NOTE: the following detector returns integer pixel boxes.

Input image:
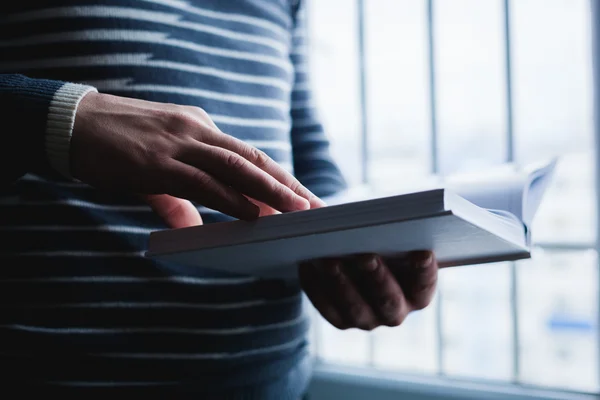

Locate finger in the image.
[196,130,326,208]
[348,254,411,327]
[176,142,310,212]
[298,262,347,330]
[389,251,438,311]
[142,194,203,229]
[246,197,281,217]
[315,259,378,331]
[160,159,260,221]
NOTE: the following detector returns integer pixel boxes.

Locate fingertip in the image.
[410,250,435,268]
[238,201,260,221]
[249,203,261,219]
[293,195,311,211]
[356,254,380,273]
[309,195,327,209]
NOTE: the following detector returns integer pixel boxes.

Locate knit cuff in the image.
[45,83,97,179]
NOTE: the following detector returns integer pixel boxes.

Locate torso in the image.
[0,1,309,396]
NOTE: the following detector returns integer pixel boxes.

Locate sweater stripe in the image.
[0,275,256,284]
[0,54,293,90]
[142,0,290,36]
[3,6,289,53]
[0,30,293,71]
[1,315,304,334]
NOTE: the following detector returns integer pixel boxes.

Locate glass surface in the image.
[530,152,596,244]
[316,315,371,366]
[518,250,599,392]
[364,0,432,187]
[512,0,593,164]
[307,0,363,186]
[434,0,508,175]
[439,263,514,380]
[372,295,438,374]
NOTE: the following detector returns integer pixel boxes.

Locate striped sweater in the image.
[0,0,346,398]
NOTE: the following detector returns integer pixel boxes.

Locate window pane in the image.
[307,0,362,186]
[530,153,596,244]
[518,249,599,392]
[316,315,371,366]
[512,0,593,163]
[372,295,438,374]
[440,263,514,380]
[511,0,595,244]
[364,0,432,188]
[435,0,508,174]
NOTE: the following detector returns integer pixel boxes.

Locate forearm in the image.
[0,74,96,184]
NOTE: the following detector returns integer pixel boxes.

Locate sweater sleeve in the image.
[289,2,348,199]
[0,74,96,184]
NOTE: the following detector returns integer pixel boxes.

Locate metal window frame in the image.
[308,0,600,397]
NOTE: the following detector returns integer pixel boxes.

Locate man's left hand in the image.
[299,251,438,330]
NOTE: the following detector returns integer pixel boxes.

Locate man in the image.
[0,0,438,398]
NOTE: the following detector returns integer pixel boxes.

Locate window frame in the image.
[309,363,598,400]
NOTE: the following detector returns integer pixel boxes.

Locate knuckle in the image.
[346,302,366,323]
[247,146,271,169]
[189,105,209,118]
[385,315,406,327]
[409,281,437,310]
[223,152,247,170]
[324,262,344,280]
[186,106,216,128]
[357,321,377,331]
[378,295,402,317]
[270,181,293,202]
[287,178,303,194]
[189,169,212,187]
[139,143,175,171]
[154,109,198,138]
[411,292,435,311]
[332,321,349,330]
[370,264,389,285]
[385,312,407,327]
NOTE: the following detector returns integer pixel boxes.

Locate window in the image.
[305,0,598,396]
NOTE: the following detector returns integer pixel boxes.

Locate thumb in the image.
[142,194,203,229]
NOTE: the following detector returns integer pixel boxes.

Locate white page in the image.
[522,158,558,227]
[448,175,525,221]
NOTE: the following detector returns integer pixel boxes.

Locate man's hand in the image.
[299,251,438,330]
[71,93,324,228]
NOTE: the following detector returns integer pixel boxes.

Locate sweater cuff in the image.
[45,83,97,179]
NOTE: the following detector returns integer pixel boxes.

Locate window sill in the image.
[308,362,597,400]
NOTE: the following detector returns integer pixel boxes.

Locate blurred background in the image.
[303,0,599,396]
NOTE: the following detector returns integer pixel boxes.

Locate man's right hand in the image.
[71,92,323,228]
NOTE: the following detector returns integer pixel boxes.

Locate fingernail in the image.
[359,255,380,272]
[323,261,342,277]
[310,195,327,208]
[294,196,311,211]
[244,203,261,220]
[411,251,434,268]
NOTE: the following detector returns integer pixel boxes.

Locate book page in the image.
[522,158,558,227]
[321,159,557,230]
[448,175,525,221]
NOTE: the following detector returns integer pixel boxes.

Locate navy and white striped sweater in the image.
[0,0,346,398]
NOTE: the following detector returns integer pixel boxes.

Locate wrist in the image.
[45,83,97,179]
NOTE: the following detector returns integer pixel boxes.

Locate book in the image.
[146,159,557,280]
